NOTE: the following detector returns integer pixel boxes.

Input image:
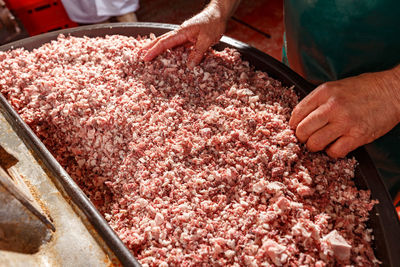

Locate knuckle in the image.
[313,109,328,122]
[291,106,306,124]
[349,123,370,139]
[324,99,336,113]
[291,105,300,116]
[306,140,317,152]
[327,148,345,158]
[327,142,350,158]
[295,126,307,143]
[321,81,340,92]
[326,150,338,158]
[318,83,331,92]
[339,108,352,123]
[317,82,336,96]
[328,96,343,110]
[307,136,324,152]
[329,101,352,124]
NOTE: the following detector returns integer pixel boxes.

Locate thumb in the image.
[187,34,213,68]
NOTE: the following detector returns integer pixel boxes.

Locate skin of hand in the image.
[289,65,400,158]
[142,0,240,68]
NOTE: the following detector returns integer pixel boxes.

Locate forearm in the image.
[378,64,400,123]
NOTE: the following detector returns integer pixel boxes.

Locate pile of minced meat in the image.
[0,35,380,266]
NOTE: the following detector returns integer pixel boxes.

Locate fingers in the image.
[289,84,329,128]
[295,104,330,143]
[326,136,361,158]
[187,34,213,68]
[142,30,189,61]
[294,102,344,153]
[141,32,165,51]
[305,123,343,152]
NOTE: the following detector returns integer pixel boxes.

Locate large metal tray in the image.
[0,23,399,266]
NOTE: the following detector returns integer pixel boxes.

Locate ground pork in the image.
[0,34,380,266]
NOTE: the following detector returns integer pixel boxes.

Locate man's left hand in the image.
[289,66,400,158]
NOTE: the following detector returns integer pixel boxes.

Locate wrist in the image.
[208,0,240,23]
[382,65,400,123]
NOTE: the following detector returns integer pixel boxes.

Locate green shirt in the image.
[284,0,400,84]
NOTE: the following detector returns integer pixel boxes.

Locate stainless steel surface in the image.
[0,177,51,254]
[0,145,55,232]
[0,109,115,266]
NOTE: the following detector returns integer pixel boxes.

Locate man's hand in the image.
[142,0,240,68]
[289,66,400,158]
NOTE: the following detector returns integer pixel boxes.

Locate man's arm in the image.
[142,0,241,67]
[290,65,400,158]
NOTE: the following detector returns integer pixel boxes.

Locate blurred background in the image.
[0,0,284,60]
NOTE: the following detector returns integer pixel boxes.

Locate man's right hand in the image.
[142,0,240,68]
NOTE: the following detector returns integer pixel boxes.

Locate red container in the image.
[4,0,78,36]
